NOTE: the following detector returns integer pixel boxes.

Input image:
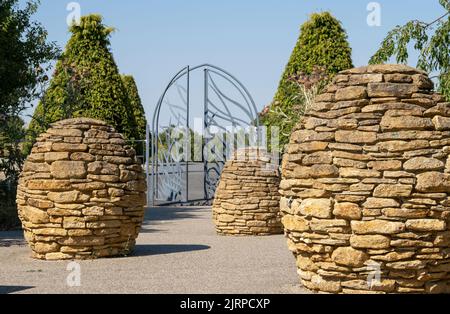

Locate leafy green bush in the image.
[29,14,138,142]
[261,12,353,149]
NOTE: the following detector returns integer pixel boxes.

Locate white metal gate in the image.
[149,64,260,206]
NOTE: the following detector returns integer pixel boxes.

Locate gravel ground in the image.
[0,206,309,294]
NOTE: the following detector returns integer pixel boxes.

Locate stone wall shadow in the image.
[132,244,210,257]
[0,230,25,247]
[139,206,210,234]
[145,206,208,221]
[0,286,34,294]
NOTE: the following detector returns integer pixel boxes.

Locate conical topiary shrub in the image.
[261,12,353,148]
[29,14,138,141]
[121,75,147,140]
[121,75,147,156]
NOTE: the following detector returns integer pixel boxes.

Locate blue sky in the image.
[21,0,447,125]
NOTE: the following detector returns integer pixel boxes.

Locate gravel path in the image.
[0,206,308,294]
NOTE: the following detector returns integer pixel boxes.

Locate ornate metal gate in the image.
[150,64,260,205]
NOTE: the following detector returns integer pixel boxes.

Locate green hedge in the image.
[262,12,353,149]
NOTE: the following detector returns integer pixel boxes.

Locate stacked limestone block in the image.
[17,118,146,260]
[213,148,282,235]
[280,64,450,294]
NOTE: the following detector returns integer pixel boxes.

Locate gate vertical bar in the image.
[151,119,156,206]
[185,66,190,203]
[203,68,209,200]
[145,123,151,207]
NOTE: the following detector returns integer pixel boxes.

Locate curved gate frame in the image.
[151,64,260,206]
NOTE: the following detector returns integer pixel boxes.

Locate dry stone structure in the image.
[213,148,282,235]
[17,118,146,260]
[280,64,450,294]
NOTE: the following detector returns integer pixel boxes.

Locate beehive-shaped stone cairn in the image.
[213,148,283,235]
[280,64,450,294]
[17,118,146,260]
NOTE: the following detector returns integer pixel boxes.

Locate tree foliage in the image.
[29,14,139,141]
[0,0,58,183]
[0,0,58,119]
[370,0,450,100]
[121,75,147,140]
[261,12,353,149]
[0,117,26,183]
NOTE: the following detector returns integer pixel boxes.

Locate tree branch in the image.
[425,11,449,28]
[430,71,450,80]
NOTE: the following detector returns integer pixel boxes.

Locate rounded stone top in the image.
[339,64,428,75]
[280,65,450,294]
[51,117,109,127]
[17,118,146,260]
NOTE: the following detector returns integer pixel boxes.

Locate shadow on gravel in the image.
[133,244,210,256]
[0,231,25,247]
[139,206,209,234]
[145,206,208,221]
[0,286,34,294]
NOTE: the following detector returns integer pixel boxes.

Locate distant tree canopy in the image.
[0,0,58,119]
[370,0,450,100]
[121,75,147,140]
[29,14,139,141]
[261,12,353,149]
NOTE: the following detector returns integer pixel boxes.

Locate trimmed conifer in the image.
[262,12,353,148]
[121,75,147,140]
[29,14,138,140]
